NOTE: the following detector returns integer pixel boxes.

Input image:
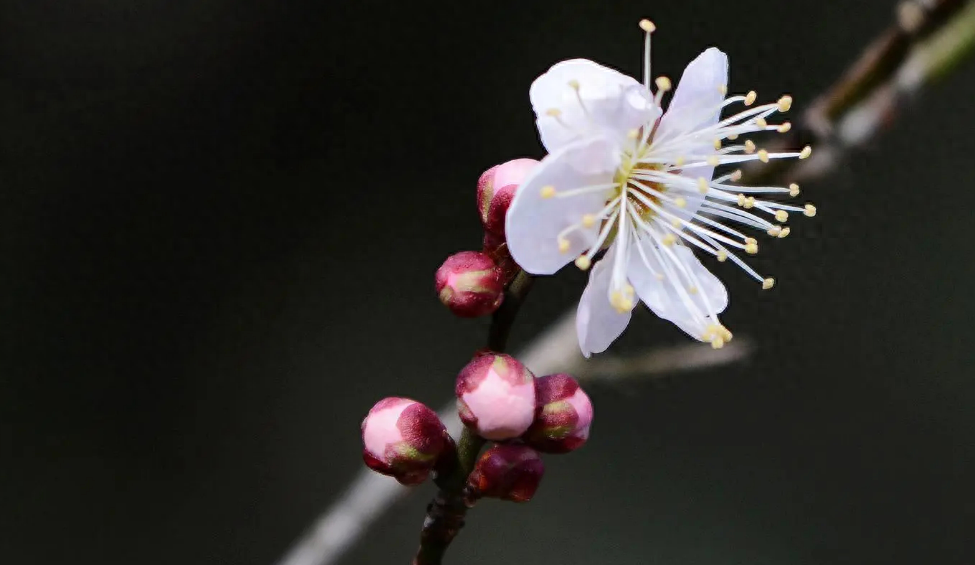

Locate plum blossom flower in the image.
[506,20,816,357]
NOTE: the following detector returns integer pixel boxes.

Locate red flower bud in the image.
[456,353,536,440]
[468,444,544,503]
[523,374,593,453]
[476,158,538,238]
[361,397,452,485]
[435,251,504,318]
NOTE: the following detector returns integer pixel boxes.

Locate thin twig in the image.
[412,271,534,565]
[275,3,975,564]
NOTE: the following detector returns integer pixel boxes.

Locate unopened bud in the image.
[435,251,504,318]
[456,353,536,440]
[467,444,544,503]
[523,374,593,453]
[361,397,452,485]
[477,158,538,238]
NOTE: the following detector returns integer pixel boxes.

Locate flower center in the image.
[616,156,666,220]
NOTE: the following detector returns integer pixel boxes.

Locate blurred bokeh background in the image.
[2,1,974,564]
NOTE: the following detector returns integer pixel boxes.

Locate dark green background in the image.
[2,1,973,563]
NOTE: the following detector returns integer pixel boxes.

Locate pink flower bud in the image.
[523,374,593,453]
[476,158,538,237]
[456,353,536,440]
[361,397,452,485]
[468,444,544,503]
[435,251,504,318]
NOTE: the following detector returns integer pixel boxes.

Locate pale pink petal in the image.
[628,240,727,340]
[576,245,632,358]
[506,136,618,275]
[530,59,659,153]
[655,48,729,220]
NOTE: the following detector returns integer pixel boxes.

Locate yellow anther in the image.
[745,242,759,255]
[568,79,580,91]
[730,169,743,182]
[744,91,757,106]
[775,210,789,223]
[674,197,687,208]
[655,76,672,92]
[575,256,591,270]
[718,84,728,96]
[767,225,782,237]
[654,273,665,281]
[707,156,720,166]
[675,156,686,167]
[610,290,634,312]
[545,108,562,117]
[744,197,756,209]
[719,325,733,341]
[582,214,596,228]
[711,337,725,349]
[744,140,756,154]
[717,250,728,262]
[758,149,770,163]
[804,204,817,217]
[755,117,768,129]
[778,227,791,238]
[703,324,721,342]
[745,237,757,245]
[671,218,682,228]
[789,183,800,197]
[697,177,709,194]
[737,193,747,206]
[778,122,792,133]
[688,286,699,295]
[540,185,556,198]
[662,234,677,246]
[762,277,775,290]
[799,145,812,159]
[639,19,656,33]
[558,239,571,253]
[728,133,739,141]
[627,129,640,140]
[713,138,722,150]
[777,95,793,112]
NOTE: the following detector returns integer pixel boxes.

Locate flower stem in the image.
[412,270,535,565]
[488,270,535,352]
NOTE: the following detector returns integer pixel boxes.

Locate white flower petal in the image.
[530,59,659,153]
[506,136,618,275]
[656,48,729,220]
[658,48,728,138]
[576,245,632,358]
[628,239,727,340]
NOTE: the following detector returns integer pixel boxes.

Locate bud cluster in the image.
[435,158,538,318]
[359,156,590,525]
[359,352,593,504]
[455,353,593,503]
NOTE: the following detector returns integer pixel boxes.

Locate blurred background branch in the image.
[276,2,975,565]
[746,0,975,185]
